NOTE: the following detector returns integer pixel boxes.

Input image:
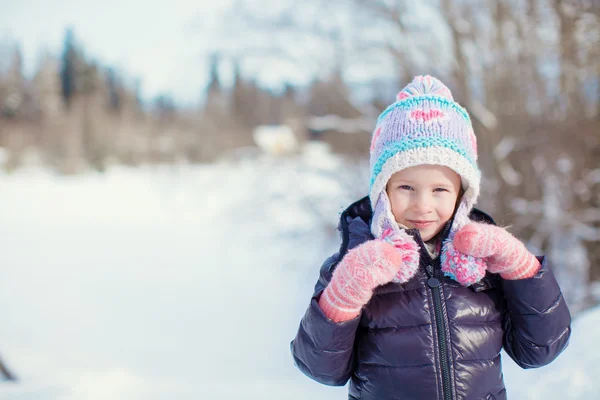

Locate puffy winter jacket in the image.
[291,196,571,400]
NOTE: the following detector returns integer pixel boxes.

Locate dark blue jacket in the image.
[291,196,571,400]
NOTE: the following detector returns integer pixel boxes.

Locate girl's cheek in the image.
[444,203,457,218]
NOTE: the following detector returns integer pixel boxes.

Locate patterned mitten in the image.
[318,240,407,323]
[453,223,541,280]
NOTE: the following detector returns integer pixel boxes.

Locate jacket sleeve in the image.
[501,256,571,369]
[290,253,361,386]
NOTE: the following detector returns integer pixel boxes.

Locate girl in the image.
[291,76,571,399]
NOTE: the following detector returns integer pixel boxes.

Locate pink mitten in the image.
[453,223,541,280]
[318,240,407,322]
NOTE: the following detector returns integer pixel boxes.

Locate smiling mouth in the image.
[409,220,434,228]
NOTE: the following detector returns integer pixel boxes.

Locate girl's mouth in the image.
[409,220,434,229]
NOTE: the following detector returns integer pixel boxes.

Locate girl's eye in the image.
[434,188,448,193]
[398,185,412,190]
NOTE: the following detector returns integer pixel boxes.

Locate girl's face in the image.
[386,164,462,241]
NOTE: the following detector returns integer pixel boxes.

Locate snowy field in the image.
[0,145,597,399]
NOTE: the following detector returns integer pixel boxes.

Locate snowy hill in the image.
[0,145,596,399]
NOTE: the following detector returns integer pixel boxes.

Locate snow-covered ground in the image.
[0,144,597,399]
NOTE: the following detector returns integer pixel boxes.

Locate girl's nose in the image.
[412,194,433,214]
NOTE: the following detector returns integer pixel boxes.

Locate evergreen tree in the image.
[2,45,25,118]
[105,67,122,112]
[280,82,303,124]
[204,52,226,113]
[230,59,246,125]
[60,27,78,108]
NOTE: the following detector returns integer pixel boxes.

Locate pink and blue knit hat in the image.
[369,75,486,286]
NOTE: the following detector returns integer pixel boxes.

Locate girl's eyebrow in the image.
[389,178,413,185]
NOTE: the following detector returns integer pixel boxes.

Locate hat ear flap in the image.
[371,191,420,284]
[440,197,487,286]
[371,190,399,239]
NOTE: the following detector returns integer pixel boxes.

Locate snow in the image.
[0,145,597,399]
[252,125,299,155]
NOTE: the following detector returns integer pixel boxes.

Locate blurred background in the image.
[0,0,598,399]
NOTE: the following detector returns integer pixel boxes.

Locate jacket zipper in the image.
[426,264,452,400]
[413,222,453,400]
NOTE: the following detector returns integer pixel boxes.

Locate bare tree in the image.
[219,0,600,311]
[0,356,16,381]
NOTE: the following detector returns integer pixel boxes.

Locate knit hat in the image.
[369,75,486,286]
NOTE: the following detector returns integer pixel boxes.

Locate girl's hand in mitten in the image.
[318,240,407,323]
[453,223,541,280]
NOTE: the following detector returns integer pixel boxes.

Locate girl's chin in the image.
[419,233,435,241]
[417,227,441,242]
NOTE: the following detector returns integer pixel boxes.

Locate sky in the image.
[0,0,245,105]
[0,0,408,107]
[0,144,597,399]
